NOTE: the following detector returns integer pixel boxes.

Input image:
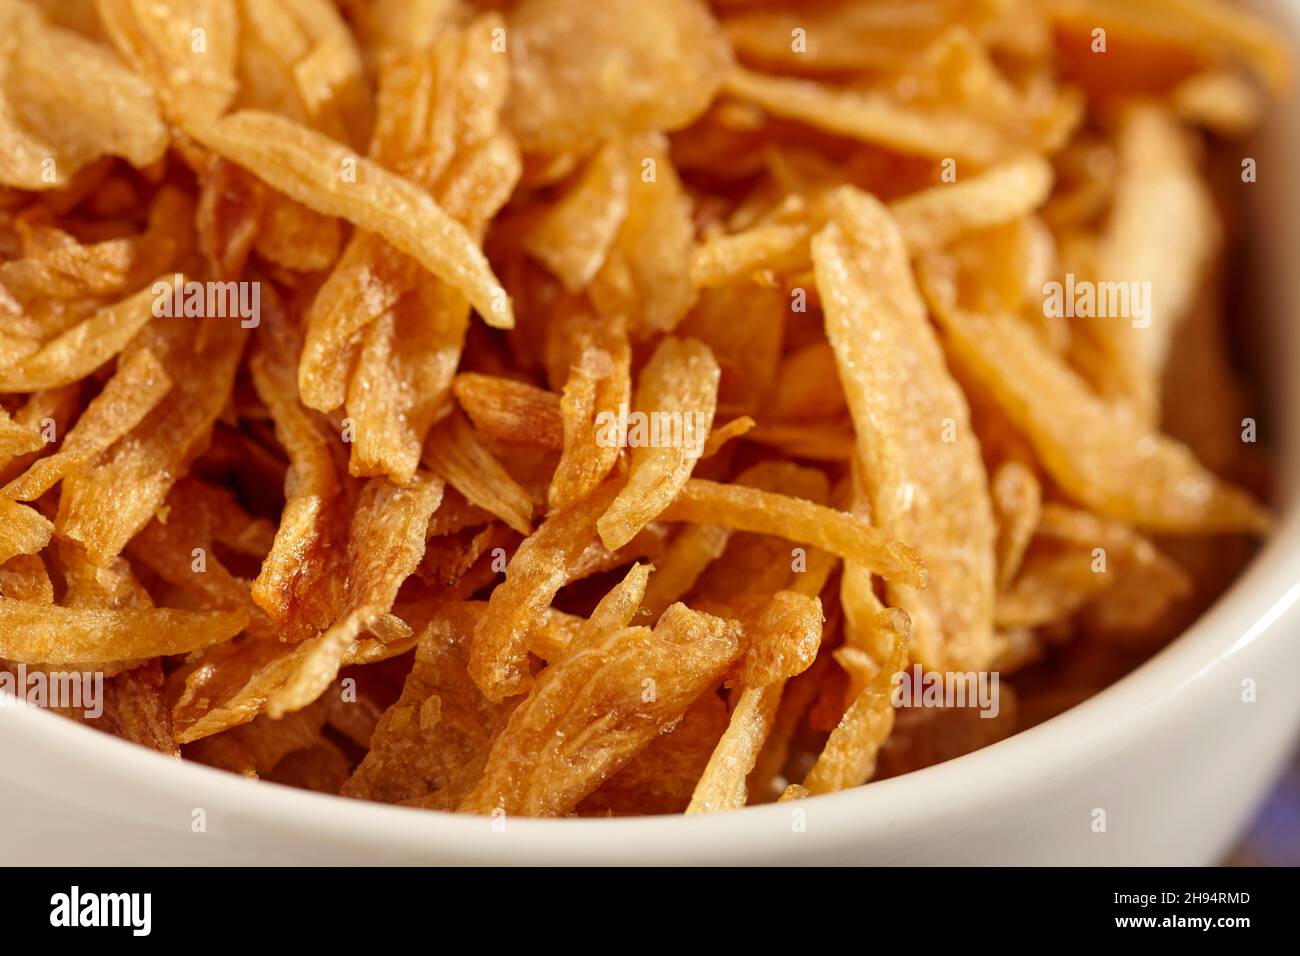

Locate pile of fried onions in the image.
[0,0,1281,815]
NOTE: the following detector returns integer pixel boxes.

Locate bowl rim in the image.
[8,499,1298,863]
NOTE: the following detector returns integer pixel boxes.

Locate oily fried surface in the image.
[0,0,1281,818]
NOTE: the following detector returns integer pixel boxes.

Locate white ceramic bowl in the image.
[2,2,1299,867]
